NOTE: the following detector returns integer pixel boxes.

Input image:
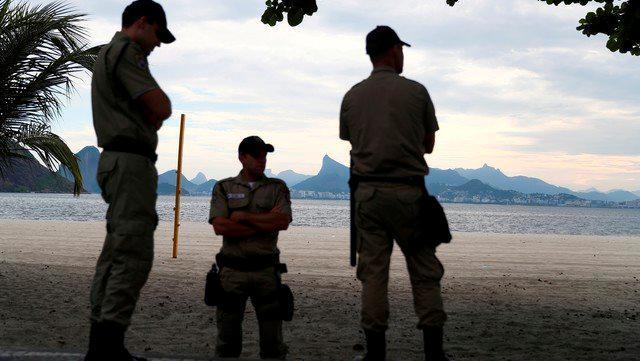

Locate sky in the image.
[39,0,639,192]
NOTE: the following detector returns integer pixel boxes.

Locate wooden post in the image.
[172,114,186,258]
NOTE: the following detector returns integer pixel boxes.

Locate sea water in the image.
[0,193,639,236]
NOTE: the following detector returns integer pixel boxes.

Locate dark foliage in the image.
[447,0,639,56]
[0,0,100,195]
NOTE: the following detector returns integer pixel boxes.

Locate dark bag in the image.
[422,194,452,247]
[275,263,294,321]
[278,283,294,321]
[204,263,223,307]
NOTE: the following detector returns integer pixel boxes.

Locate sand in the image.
[0,219,639,360]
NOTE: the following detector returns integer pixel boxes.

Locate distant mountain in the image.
[158,169,198,194]
[434,179,596,206]
[190,172,207,185]
[157,183,190,196]
[0,149,77,193]
[194,179,217,196]
[634,190,640,197]
[292,155,349,193]
[264,169,311,186]
[275,170,312,187]
[58,146,101,193]
[426,168,469,187]
[454,164,639,202]
[455,164,574,195]
[578,189,639,203]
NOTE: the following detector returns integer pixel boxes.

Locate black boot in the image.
[363,329,386,361]
[83,322,102,361]
[423,326,449,361]
[101,321,148,361]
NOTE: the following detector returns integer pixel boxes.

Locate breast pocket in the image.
[228,197,250,210]
[256,197,275,212]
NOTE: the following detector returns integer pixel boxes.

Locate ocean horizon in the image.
[1,192,639,236]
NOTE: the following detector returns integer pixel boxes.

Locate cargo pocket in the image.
[395,187,427,249]
[110,219,155,261]
[96,154,118,203]
[228,197,250,211]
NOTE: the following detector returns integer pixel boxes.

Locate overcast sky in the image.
[43,0,639,192]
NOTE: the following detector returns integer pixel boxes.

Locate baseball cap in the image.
[123,0,175,44]
[365,25,410,56]
[238,136,275,156]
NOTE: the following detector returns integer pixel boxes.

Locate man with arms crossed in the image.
[86,1,173,359]
[340,26,448,361]
[209,136,292,359]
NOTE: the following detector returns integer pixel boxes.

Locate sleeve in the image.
[274,183,293,223]
[422,86,440,133]
[208,183,229,224]
[115,45,159,99]
[339,92,351,141]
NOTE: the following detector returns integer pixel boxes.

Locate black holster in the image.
[204,263,222,307]
[209,253,294,320]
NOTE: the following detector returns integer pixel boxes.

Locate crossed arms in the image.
[212,207,291,238]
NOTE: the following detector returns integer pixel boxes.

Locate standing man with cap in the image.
[209,136,292,359]
[85,1,174,360]
[340,26,448,361]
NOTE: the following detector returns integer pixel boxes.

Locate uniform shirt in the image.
[209,173,292,259]
[339,66,439,177]
[91,32,160,151]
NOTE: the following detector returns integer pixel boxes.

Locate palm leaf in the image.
[14,122,82,194]
[0,0,98,194]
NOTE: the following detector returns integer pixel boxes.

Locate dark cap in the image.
[365,25,410,56]
[123,0,175,44]
[238,136,275,156]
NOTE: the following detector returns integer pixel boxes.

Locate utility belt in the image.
[215,253,283,272]
[103,137,158,163]
[205,253,294,321]
[348,174,427,191]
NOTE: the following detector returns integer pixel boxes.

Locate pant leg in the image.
[216,268,250,358]
[90,152,158,327]
[251,267,288,359]
[90,233,113,322]
[355,184,394,333]
[389,185,447,329]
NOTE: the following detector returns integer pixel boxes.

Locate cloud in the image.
[29,0,639,192]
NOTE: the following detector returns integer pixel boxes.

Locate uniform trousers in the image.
[355,182,447,332]
[216,265,288,359]
[90,151,158,327]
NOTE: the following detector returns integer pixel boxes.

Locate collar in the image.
[112,31,130,42]
[371,65,397,75]
[232,171,267,190]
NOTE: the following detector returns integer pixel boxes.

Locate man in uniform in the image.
[85,1,174,360]
[340,26,448,361]
[209,136,292,359]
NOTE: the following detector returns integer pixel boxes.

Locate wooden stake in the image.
[172,114,186,259]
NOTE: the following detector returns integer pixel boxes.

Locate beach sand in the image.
[0,219,639,360]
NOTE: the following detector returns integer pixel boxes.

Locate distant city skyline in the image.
[31,0,639,192]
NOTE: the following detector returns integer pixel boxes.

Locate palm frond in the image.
[0,0,97,194]
[15,122,82,195]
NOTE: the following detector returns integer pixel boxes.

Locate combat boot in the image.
[83,322,102,361]
[423,326,449,361]
[101,321,148,361]
[354,330,386,361]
